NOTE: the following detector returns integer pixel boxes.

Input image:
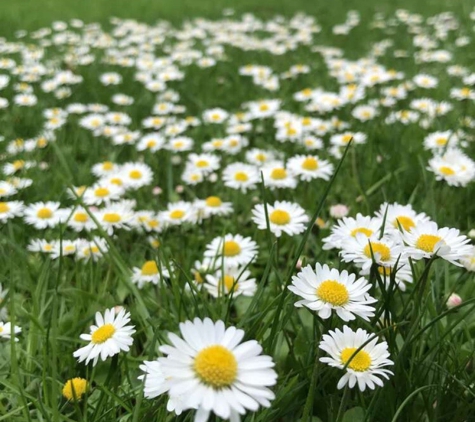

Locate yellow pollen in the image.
[341,347,372,372]
[439,166,455,176]
[270,209,291,225]
[436,137,447,146]
[316,280,349,306]
[94,187,110,197]
[74,212,89,223]
[301,157,318,171]
[173,141,184,149]
[378,266,392,276]
[342,134,353,143]
[206,196,222,207]
[62,378,88,401]
[37,208,53,219]
[103,213,121,223]
[223,240,241,257]
[234,172,248,182]
[221,275,238,292]
[129,170,142,179]
[13,160,25,170]
[146,140,157,148]
[415,234,443,253]
[212,140,223,148]
[170,210,185,219]
[363,242,391,261]
[259,104,269,111]
[141,260,159,276]
[196,160,209,168]
[110,178,123,186]
[194,345,237,388]
[393,216,415,231]
[102,162,114,171]
[271,168,287,180]
[0,203,10,213]
[91,324,116,344]
[350,227,373,238]
[65,245,75,252]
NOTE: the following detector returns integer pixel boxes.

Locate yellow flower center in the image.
[102,162,114,171]
[270,168,287,180]
[211,113,220,121]
[393,216,415,231]
[342,134,353,143]
[223,240,241,257]
[0,202,10,213]
[316,280,349,306]
[341,347,372,372]
[415,234,442,253]
[74,212,89,223]
[221,275,238,293]
[301,157,318,171]
[91,324,116,344]
[212,140,223,148]
[13,160,25,170]
[378,266,392,276]
[255,153,266,162]
[350,227,373,237]
[170,210,185,219]
[141,260,158,276]
[94,187,110,197]
[62,378,88,401]
[436,137,447,146]
[196,160,209,168]
[363,242,391,261]
[110,178,122,186]
[286,127,297,136]
[194,345,238,388]
[234,172,248,182]
[129,170,142,179]
[65,245,76,252]
[173,141,184,149]
[270,209,291,225]
[103,213,121,223]
[259,104,269,111]
[146,140,157,148]
[37,208,53,219]
[439,166,455,176]
[205,196,222,207]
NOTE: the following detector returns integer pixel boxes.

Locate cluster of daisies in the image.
[0,6,474,422]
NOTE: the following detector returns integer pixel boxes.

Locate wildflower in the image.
[204,234,258,268]
[447,293,462,309]
[62,378,88,401]
[0,321,21,342]
[204,266,257,298]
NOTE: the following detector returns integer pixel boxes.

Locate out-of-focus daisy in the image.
[0,200,24,222]
[203,107,229,123]
[83,183,124,205]
[195,196,233,218]
[76,237,108,262]
[73,307,135,366]
[51,240,77,259]
[376,202,429,234]
[427,148,475,187]
[24,201,65,229]
[319,326,394,391]
[287,154,334,181]
[132,260,170,288]
[186,153,220,175]
[96,203,134,235]
[403,221,472,266]
[204,266,257,298]
[120,162,154,189]
[222,162,259,192]
[252,201,309,237]
[204,234,258,268]
[0,322,21,342]
[289,263,376,321]
[162,201,196,226]
[0,181,17,198]
[261,162,298,190]
[423,131,459,151]
[67,207,97,232]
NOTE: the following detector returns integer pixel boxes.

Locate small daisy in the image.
[51,240,78,259]
[222,163,259,192]
[27,238,56,254]
[67,207,97,232]
[289,263,376,321]
[73,307,135,366]
[427,149,475,187]
[136,133,165,152]
[0,200,24,222]
[204,234,258,268]
[162,201,196,226]
[319,325,394,391]
[120,162,154,189]
[287,154,334,181]
[203,108,229,124]
[76,237,108,262]
[261,162,298,190]
[96,203,134,235]
[131,260,170,288]
[195,196,233,218]
[204,266,257,298]
[186,153,220,175]
[0,321,21,342]
[141,317,277,421]
[375,202,430,234]
[83,183,124,206]
[251,201,309,237]
[91,161,120,178]
[0,181,17,198]
[23,201,66,229]
[403,221,472,266]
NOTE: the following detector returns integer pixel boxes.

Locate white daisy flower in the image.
[162,201,196,226]
[186,153,221,175]
[83,183,124,206]
[194,196,233,218]
[136,133,165,152]
[251,201,309,237]
[427,148,475,187]
[131,260,170,289]
[0,321,21,342]
[204,266,257,298]
[23,201,66,229]
[27,238,56,254]
[261,162,298,190]
[375,202,430,234]
[203,108,229,124]
[0,200,24,222]
[319,325,394,391]
[289,263,376,321]
[67,207,97,232]
[360,260,413,291]
[142,317,277,421]
[403,221,472,266]
[50,240,78,260]
[0,181,17,198]
[287,154,334,181]
[91,161,120,178]
[423,131,459,151]
[222,163,259,192]
[73,307,135,366]
[96,203,134,235]
[120,162,154,189]
[204,234,258,268]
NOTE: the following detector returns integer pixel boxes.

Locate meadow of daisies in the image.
[1,2,475,421]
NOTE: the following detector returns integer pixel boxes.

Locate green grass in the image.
[0,0,475,422]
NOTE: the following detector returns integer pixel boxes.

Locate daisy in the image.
[162,201,196,226]
[136,133,165,152]
[423,131,459,151]
[287,154,334,181]
[261,162,298,190]
[403,221,472,266]
[76,237,108,262]
[340,234,405,271]
[203,107,229,123]
[204,266,257,298]
[27,238,56,254]
[83,183,124,206]
[0,181,17,198]
[96,203,134,235]
[120,162,154,189]
[131,260,170,288]
[427,149,475,187]
[360,259,413,291]
[167,136,194,152]
[245,148,278,167]
[51,240,78,259]
[319,326,394,391]
[0,200,24,222]
[322,214,382,250]
[141,317,277,421]
[204,234,258,268]
[194,196,233,218]
[186,153,220,175]
[375,202,430,234]
[0,322,21,342]
[252,201,309,237]
[73,307,135,366]
[222,163,259,192]
[289,263,376,321]
[67,207,97,232]
[330,132,366,147]
[23,201,66,229]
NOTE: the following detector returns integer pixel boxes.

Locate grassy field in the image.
[0,0,475,421]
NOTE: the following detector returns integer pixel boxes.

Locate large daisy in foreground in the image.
[140,318,277,422]
[319,326,394,391]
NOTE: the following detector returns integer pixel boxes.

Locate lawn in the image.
[0,0,474,421]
